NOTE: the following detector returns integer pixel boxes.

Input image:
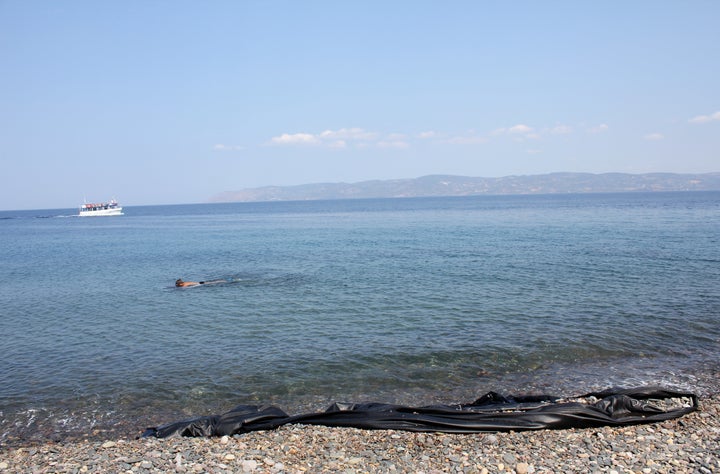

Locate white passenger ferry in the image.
[79,199,124,217]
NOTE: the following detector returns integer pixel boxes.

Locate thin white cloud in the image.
[644,133,664,141]
[494,122,604,138]
[327,140,347,149]
[445,135,488,145]
[319,128,378,141]
[492,124,537,140]
[213,144,245,151]
[385,133,407,141]
[270,128,405,149]
[550,125,572,135]
[376,140,410,149]
[508,124,533,134]
[689,111,720,124]
[526,149,542,154]
[415,130,488,145]
[266,119,607,151]
[271,133,320,145]
[588,123,609,133]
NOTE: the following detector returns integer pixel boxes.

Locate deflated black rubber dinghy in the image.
[143,387,697,438]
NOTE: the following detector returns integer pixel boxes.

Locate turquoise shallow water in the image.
[1,192,719,443]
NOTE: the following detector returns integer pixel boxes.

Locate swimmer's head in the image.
[175,279,183,286]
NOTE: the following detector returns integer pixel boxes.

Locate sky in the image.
[1,1,718,210]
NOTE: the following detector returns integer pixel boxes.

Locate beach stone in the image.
[516,462,530,474]
[101,441,116,448]
[242,459,258,472]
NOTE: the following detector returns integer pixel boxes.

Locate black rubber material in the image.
[142,387,697,438]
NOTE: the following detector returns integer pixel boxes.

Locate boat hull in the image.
[79,207,124,217]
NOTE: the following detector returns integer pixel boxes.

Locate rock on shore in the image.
[2,394,718,473]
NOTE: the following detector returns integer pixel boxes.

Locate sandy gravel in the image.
[1,393,717,473]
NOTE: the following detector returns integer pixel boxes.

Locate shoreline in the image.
[2,392,717,473]
[4,360,719,450]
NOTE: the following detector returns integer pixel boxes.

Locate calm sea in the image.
[1,192,719,444]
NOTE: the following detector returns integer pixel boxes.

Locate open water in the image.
[1,192,719,444]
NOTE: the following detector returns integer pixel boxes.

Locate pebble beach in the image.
[2,392,717,474]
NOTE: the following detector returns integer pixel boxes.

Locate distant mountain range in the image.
[209,172,720,203]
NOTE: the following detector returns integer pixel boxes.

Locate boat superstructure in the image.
[79,199,124,217]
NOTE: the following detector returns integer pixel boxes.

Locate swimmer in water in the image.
[175,278,226,287]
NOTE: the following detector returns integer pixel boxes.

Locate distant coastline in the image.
[209,172,720,203]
